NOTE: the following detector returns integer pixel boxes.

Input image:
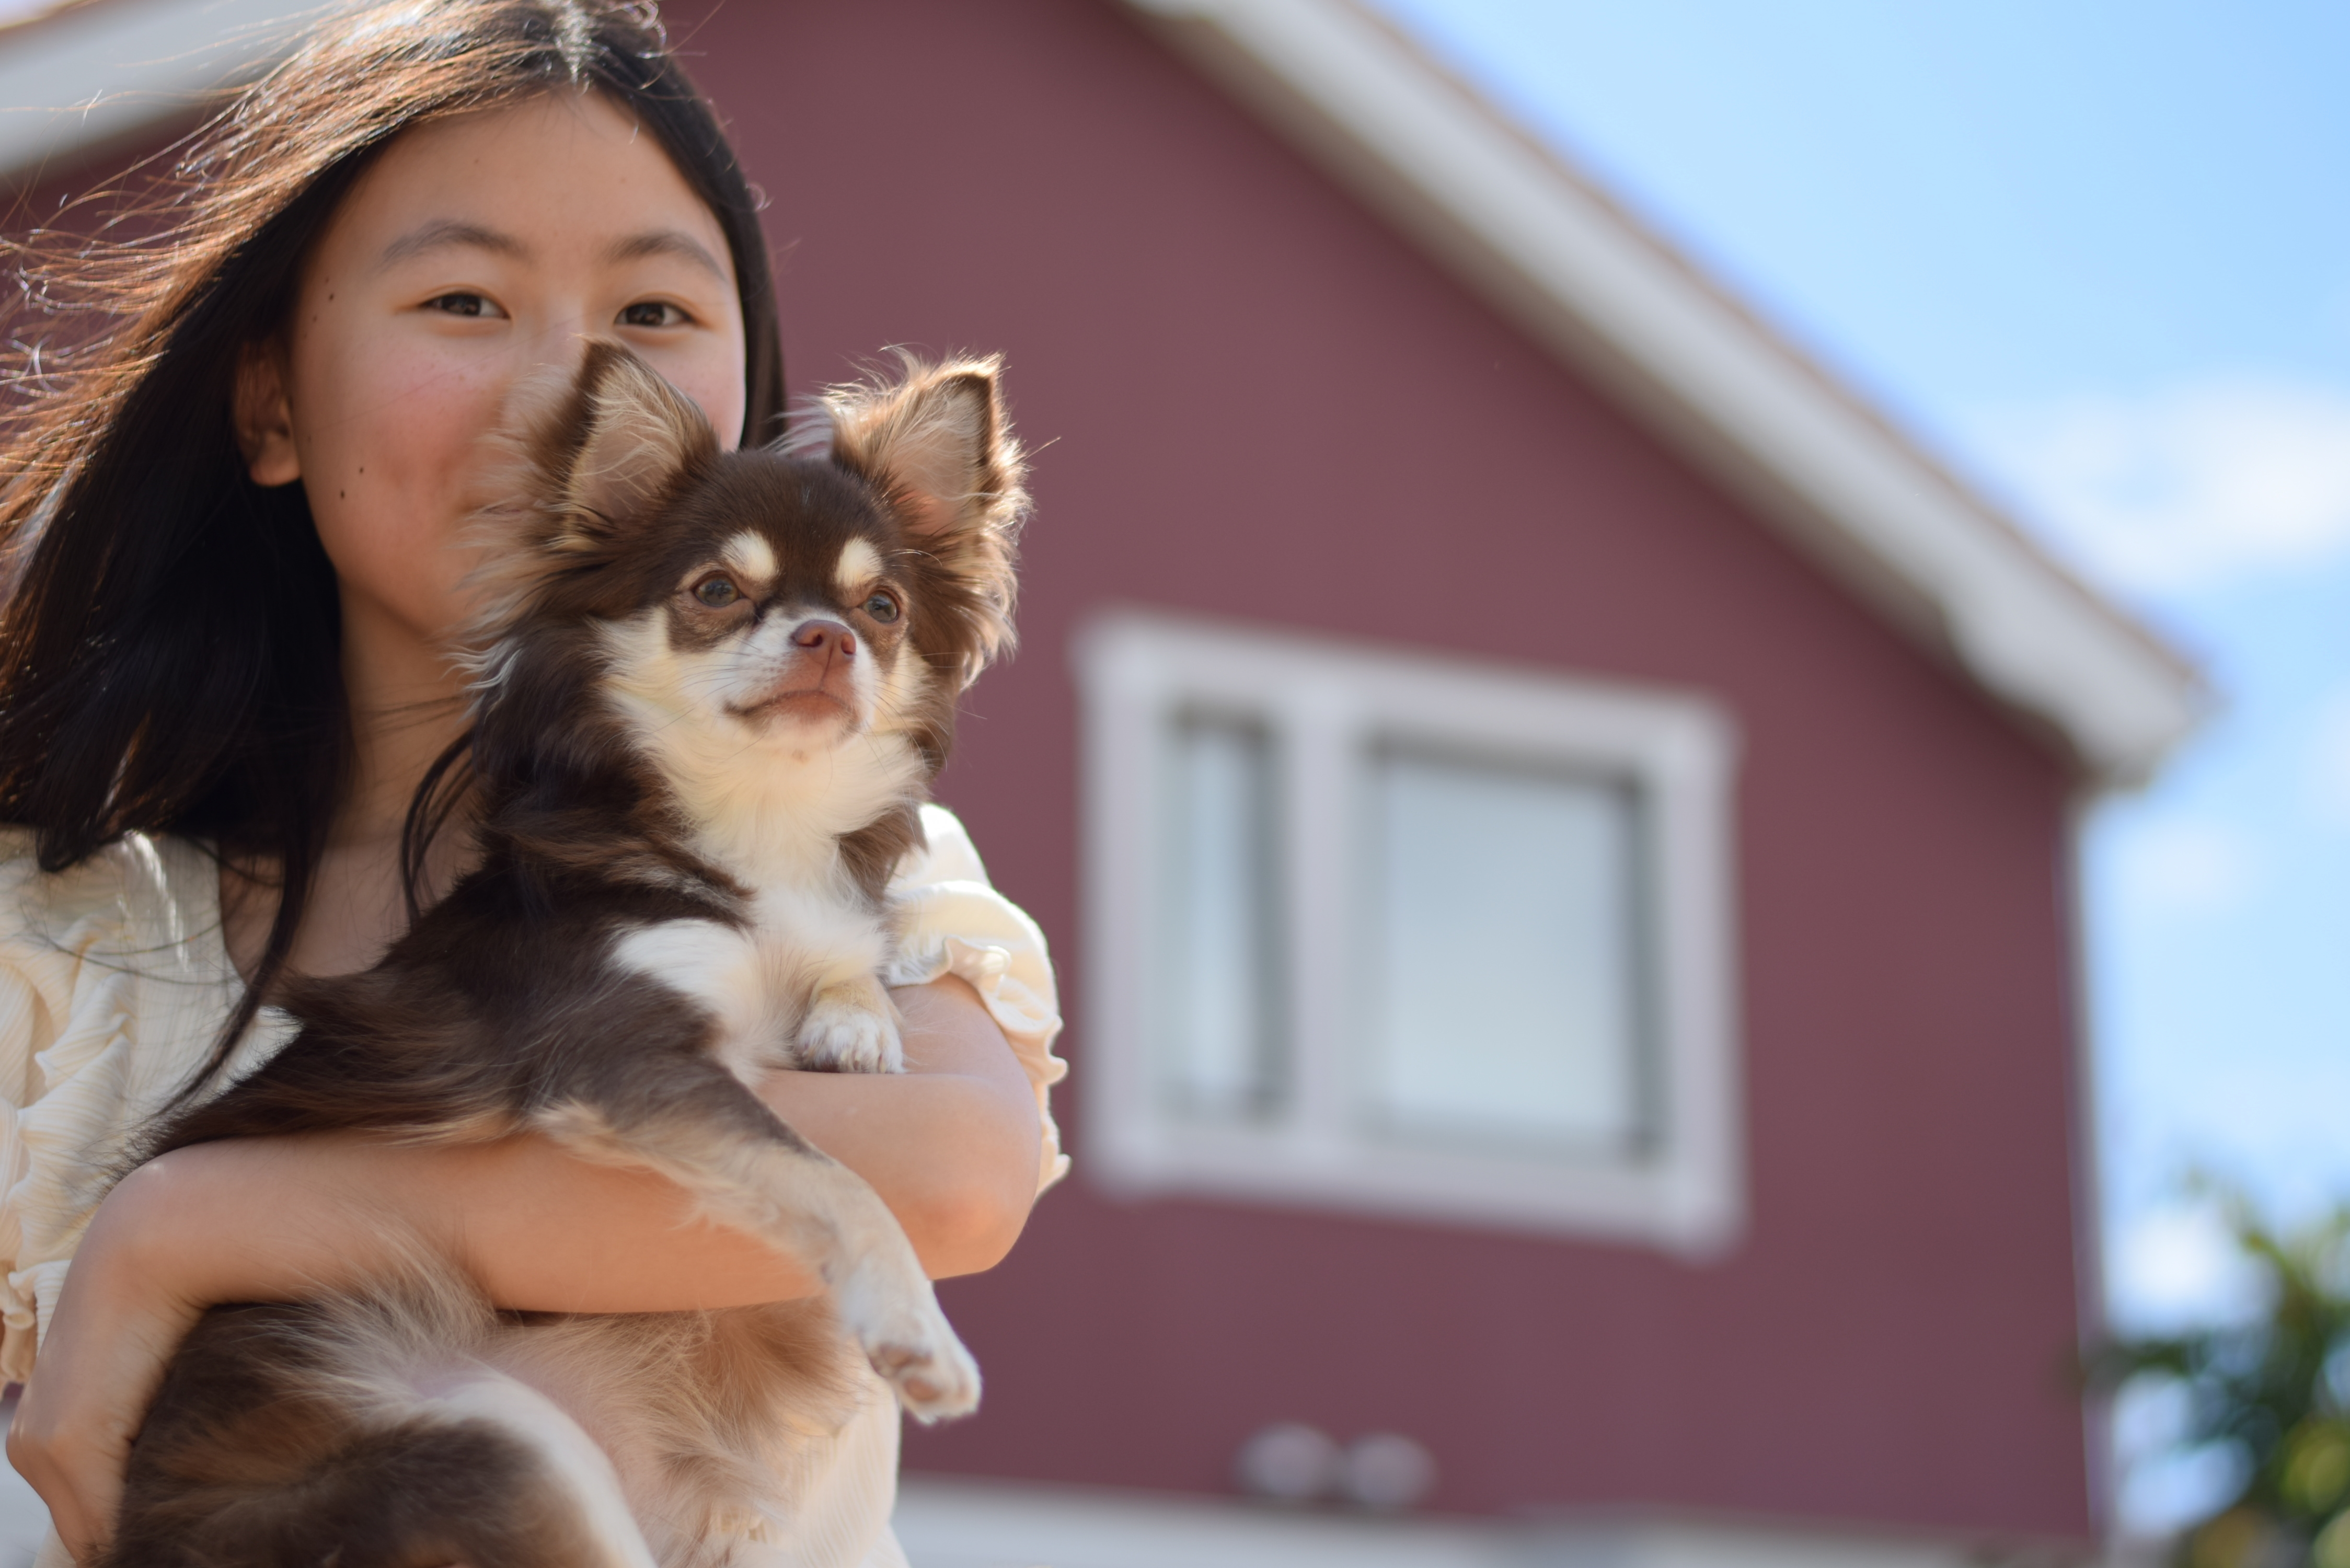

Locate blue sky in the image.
[1363,0,2350,1526]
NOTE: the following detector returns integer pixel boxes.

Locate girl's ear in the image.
[233,341,299,487]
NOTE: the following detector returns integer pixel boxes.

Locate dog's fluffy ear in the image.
[465,341,717,652]
[821,355,1027,684]
[526,339,718,548]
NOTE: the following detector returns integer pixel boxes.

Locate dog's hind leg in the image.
[531,1061,981,1423]
[111,1404,657,1568]
[108,1301,659,1568]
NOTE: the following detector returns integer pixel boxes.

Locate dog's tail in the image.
[102,1262,658,1568]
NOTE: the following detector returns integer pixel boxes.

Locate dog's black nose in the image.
[794,619,857,657]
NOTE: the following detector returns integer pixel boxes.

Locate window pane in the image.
[1159,715,1281,1121]
[1367,750,1645,1154]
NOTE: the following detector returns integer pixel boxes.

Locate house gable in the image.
[1127,0,2198,785]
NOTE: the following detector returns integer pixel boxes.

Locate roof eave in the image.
[1124,0,2204,787]
[0,0,306,192]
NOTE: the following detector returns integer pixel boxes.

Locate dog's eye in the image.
[693,576,741,608]
[862,592,901,624]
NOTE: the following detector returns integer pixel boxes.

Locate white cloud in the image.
[2112,817,2256,917]
[2109,1204,2263,1333]
[2106,1201,2272,1535]
[1970,378,2350,592]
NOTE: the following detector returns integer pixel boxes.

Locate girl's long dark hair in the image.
[0,1,786,1098]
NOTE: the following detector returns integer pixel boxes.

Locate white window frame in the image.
[1077,612,1744,1256]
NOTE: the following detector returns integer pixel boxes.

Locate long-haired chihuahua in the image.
[100,340,1027,1567]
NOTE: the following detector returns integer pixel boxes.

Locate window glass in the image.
[1365,749,1645,1154]
[1159,714,1282,1121]
[1080,614,1740,1250]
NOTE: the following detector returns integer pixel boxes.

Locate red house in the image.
[2,2,2202,1564]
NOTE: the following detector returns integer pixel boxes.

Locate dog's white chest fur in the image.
[612,881,904,1080]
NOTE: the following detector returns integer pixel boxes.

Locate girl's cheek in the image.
[303,342,512,636]
[660,337,749,451]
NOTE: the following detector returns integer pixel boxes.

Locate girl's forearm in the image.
[102,975,1042,1317]
[446,1012,1043,1311]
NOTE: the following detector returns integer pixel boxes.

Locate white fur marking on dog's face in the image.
[599,604,932,889]
[611,594,885,746]
[834,537,883,595]
[722,529,779,588]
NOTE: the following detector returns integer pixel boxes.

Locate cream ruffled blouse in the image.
[0,805,1064,1568]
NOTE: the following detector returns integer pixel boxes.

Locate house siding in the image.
[671,0,2091,1540]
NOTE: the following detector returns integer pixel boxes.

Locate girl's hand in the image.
[4,1143,448,1563]
[7,1157,212,1561]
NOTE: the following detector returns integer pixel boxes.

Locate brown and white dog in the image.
[100,341,1027,1567]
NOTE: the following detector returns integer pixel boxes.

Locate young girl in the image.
[0,4,1064,1563]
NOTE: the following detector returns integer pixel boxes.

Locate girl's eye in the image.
[423,292,502,318]
[618,300,689,329]
[694,576,741,608]
[862,593,900,624]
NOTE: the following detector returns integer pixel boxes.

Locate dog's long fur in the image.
[102,342,1027,1566]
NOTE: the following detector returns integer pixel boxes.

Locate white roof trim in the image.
[0,0,307,186]
[0,0,2202,779]
[1126,0,2201,783]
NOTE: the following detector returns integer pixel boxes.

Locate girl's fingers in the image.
[7,1407,121,1560]
[13,1359,141,1558]
[15,1156,227,1562]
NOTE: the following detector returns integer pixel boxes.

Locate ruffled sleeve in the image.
[887,805,1068,1193]
[0,831,241,1383]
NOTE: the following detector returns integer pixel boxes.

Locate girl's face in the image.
[238,90,748,656]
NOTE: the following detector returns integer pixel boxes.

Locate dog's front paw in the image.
[796,985,903,1073]
[862,1300,983,1423]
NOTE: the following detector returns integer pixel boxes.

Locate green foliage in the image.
[2089,1191,2350,1568]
